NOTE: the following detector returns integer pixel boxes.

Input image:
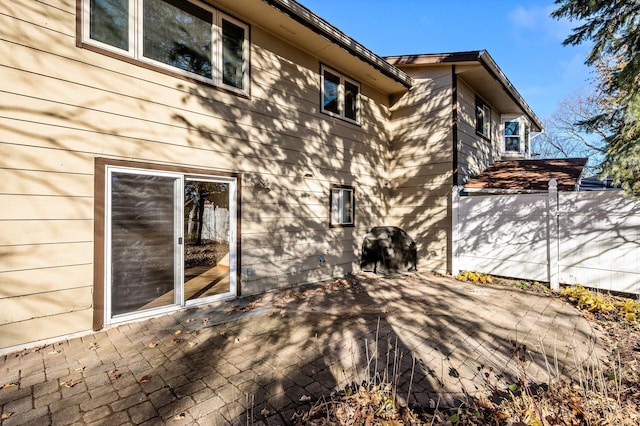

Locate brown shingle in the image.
[465,158,588,192]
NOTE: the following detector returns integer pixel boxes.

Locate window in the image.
[502,117,532,157]
[330,185,354,227]
[504,120,521,152]
[321,65,361,124]
[475,97,491,139]
[82,0,249,93]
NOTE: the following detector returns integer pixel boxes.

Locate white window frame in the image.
[330,185,355,227]
[476,97,491,139]
[502,115,532,157]
[81,0,249,94]
[321,65,361,125]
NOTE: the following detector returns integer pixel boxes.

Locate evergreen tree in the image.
[552,0,640,194]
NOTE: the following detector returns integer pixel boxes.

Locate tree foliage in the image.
[552,0,640,194]
[534,88,606,174]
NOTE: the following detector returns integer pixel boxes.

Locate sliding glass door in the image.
[105,167,236,323]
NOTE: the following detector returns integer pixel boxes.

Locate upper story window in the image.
[475,97,491,139]
[321,65,361,125]
[82,0,249,94]
[330,184,355,227]
[502,116,531,158]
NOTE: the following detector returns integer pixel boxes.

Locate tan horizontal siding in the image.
[0,219,92,246]
[0,241,92,272]
[0,264,92,299]
[0,286,91,324]
[0,309,93,349]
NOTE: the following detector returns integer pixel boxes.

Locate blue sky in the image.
[298,0,593,120]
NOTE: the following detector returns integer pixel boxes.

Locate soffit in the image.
[386,52,543,131]
[210,0,411,94]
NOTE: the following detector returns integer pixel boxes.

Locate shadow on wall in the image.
[360,226,417,273]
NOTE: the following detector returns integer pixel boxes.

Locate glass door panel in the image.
[183,179,231,302]
[109,171,180,317]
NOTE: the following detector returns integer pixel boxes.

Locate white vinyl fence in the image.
[453,181,640,294]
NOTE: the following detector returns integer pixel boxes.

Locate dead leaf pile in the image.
[293,385,423,425]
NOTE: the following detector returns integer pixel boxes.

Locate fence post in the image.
[451,185,462,277]
[548,179,559,290]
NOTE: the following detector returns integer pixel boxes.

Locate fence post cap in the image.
[548,179,558,189]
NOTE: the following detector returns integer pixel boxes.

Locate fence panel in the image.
[457,192,549,282]
[558,191,640,294]
[456,188,640,294]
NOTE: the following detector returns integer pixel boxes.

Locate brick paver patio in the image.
[0,272,605,425]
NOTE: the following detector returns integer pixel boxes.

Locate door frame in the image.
[93,158,241,330]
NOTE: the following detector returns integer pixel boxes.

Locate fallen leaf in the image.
[88,342,99,350]
[2,412,13,420]
[147,342,158,348]
[139,375,151,383]
[260,408,271,416]
[299,395,312,402]
[174,412,186,419]
[171,338,185,344]
[174,330,182,335]
[188,342,197,348]
[219,331,227,337]
[74,367,85,373]
[60,380,80,388]
[1,383,18,389]
[108,369,121,380]
[48,350,61,355]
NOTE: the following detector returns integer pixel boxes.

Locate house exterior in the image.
[0,0,542,352]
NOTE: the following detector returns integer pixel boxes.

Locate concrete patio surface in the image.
[0,272,605,425]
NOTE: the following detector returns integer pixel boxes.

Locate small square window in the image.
[330,185,354,227]
[475,97,491,139]
[321,65,360,124]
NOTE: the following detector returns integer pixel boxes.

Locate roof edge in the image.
[263,0,413,89]
[385,50,544,132]
[477,51,544,132]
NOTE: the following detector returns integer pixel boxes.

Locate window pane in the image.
[143,0,213,78]
[342,189,353,223]
[344,81,359,121]
[505,136,520,151]
[475,104,484,134]
[222,19,246,89]
[483,105,491,136]
[110,172,177,316]
[504,121,520,136]
[323,71,340,114]
[90,0,129,50]
[331,189,341,224]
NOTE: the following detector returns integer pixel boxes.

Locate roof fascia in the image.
[385,51,544,132]
[262,0,413,88]
[477,51,544,132]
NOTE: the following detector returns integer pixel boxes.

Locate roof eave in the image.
[262,0,413,89]
[477,51,544,132]
[385,50,544,132]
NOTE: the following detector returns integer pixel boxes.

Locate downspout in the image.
[452,65,458,185]
[450,65,459,275]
